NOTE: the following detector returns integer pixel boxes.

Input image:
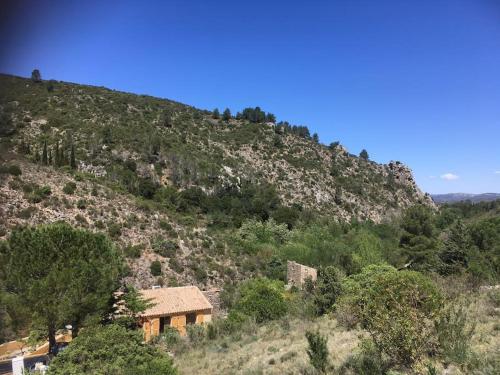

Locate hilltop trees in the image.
[31,69,42,83]
[0,223,123,353]
[212,108,220,119]
[359,149,369,160]
[222,108,232,122]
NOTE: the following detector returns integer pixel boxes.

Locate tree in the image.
[359,149,369,160]
[439,219,470,275]
[329,141,340,151]
[48,324,177,375]
[400,205,439,271]
[313,266,343,315]
[31,69,42,83]
[42,140,48,165]
[306,330,329,373]
[266,113,276,123]
[1,223,123,353]
[222,108,232,122]
[212,108,220,119]
[70,143,76,169]
[312,133,319,143]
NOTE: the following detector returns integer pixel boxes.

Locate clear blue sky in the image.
[1,0,499,194]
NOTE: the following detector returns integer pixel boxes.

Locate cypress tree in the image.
[70,144,76,169]
[54,142,60,166]
[42,141,48,165]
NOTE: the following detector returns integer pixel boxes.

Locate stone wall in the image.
[287,261,317,288]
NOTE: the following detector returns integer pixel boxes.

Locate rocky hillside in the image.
[0,73,434,288]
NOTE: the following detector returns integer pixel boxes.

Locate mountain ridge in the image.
[432,192,500,204]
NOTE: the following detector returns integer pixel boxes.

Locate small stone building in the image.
[139,286,213,341]
[287,260,317,288]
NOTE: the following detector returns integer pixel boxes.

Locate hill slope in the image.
[0,73,434,288]
[0,74,433,218]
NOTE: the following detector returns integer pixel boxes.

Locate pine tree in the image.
[212,108,220,119]
[222,108,232,122]
[31,69,42,83]
[439,220,470,275]
[359,149,369,160]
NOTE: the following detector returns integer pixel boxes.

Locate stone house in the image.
[139,286,212,341]
[287,260,317,288]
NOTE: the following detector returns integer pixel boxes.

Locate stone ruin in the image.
[287,260,317,288]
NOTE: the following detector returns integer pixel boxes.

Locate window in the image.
[186,313,196,325]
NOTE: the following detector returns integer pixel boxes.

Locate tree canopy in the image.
[48,324,177,375]
[1,223,123,352]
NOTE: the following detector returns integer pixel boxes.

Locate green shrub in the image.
[340,339,386,375]
[153,239,178,258]
[231,278,287,323]
[435,302,475,366]
[305,330,329,373]
[0,164,22,176]
[28,185,51,203]
[17,206,37,219]
[76,199,87,209]
[186,324,205,346]
[169,258,184,273]
[150,260,162,276]
[63,181,77,194]
[107,223,122,238]
[123,244,143,259]
[338,265,442,367]
[158,326,181,349]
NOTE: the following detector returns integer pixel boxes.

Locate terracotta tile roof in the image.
[139,286,213,317]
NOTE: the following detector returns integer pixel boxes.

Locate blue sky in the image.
[1,0,499,194]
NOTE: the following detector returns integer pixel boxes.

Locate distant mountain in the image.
[431,193,500,204]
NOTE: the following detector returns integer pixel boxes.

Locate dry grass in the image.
[175,316,363,375]
[174,289,499,375]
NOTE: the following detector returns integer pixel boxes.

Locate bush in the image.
[48,324,177,374]
[150,260,162,276]
[340,339,386,375]
[107,223,122,239]
[76,199,87,209]
[0,164,22,176]
[158,326,181,349]
[337,265,442,367]
[186,324,205,346]
[435,302,475,366]
[28,185,51,203]
[305,330,329,373]
[123,244,143,259]
[231,278,287,323]
[63,181,77,194]
[153,239,178,258]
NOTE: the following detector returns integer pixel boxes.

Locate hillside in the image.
[0,73,433,288]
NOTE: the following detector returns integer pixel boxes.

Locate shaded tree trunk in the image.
[48,324,56,355]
